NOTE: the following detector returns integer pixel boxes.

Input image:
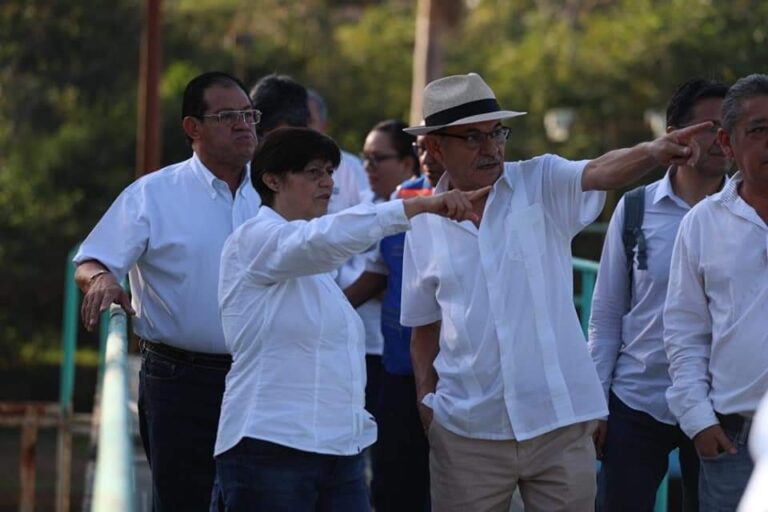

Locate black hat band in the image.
[424,98,501,127]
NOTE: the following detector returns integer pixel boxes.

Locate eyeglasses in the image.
[434,126,511,149]
[199,109,261,127]
[360,153,400,166]
[412,142,427,155]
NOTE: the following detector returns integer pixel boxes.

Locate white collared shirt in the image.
[215,201,410,456]
[664,172,768,439]
[401,155,608,441]
[73,154,261,353]
[589,170,696,424]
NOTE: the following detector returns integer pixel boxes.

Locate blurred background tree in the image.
[0,0,766,364]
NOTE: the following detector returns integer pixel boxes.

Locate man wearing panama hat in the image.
[400,72,712,511]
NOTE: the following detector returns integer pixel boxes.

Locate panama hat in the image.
[404,73,526,135]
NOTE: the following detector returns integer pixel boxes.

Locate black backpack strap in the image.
[621,186,647,302]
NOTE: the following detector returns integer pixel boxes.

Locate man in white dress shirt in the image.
[74,72,261,511]
[589,78,729,512]
[665,73,768,511]
[401,72,714,511]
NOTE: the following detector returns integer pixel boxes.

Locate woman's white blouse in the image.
[214,201,410,456]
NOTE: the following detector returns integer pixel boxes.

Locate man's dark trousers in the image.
[372,371,430,512]
[596,392,699,512]
[138,344,229,511]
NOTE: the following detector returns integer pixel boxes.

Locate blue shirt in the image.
[371,175,433,375]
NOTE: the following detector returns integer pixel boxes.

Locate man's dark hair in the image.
[251,127,341,207]
[721,74,768,134]
[666,78,729,128]
[181,71,250,120]
[370,119,419,175]
[249,74,310,136]
[307,88,328,124]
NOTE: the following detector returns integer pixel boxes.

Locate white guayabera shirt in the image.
[401,155,608,441]
[215,201,409,457]
[74,153,261,354]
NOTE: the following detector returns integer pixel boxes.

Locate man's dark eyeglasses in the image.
[434,126,511,149]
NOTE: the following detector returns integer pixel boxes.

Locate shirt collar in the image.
[653,166,728,209]
[716,171,742,205]
[191,152,251,199]
[652,167,679,205]
[434,164,512,194]
[259,205,288,223]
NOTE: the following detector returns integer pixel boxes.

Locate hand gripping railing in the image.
[91,304,135,511]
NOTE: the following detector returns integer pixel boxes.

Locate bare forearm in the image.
[582,121,711,191]
[411,321,440,399]
[343,271,386,308]
[582,142,656,191]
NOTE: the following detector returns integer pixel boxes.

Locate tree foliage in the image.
[1,0,766,361]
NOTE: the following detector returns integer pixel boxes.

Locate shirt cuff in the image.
[376,200,410,237]
[679,400,719,439]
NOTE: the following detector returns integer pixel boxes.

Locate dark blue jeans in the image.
[699,415,754,512]
[138,345,229,512]
[372,370,430,512]
[213,437,370,512]
[596,392,699,512]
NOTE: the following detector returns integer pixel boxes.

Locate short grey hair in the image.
[721,73,768,134]
[307,88,328,123]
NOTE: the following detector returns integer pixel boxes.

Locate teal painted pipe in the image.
[92,305,135,511]
[60,246,80,414]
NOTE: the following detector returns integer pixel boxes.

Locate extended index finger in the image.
[671,121,714,141]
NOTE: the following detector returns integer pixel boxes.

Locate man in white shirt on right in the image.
[665,73,768,511]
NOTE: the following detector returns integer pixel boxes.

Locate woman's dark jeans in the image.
[212,437,370,512]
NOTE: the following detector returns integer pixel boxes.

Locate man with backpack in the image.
[588,78,730,511]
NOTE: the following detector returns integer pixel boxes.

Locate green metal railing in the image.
[572,257,599,335]
[572,258,669,512]
[61,246,135,511]
[91,305,135,511]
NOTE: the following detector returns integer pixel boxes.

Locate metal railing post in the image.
[91,305,135,512]
[56,247,81,512]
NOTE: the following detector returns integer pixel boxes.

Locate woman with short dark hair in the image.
[212,127,489,511]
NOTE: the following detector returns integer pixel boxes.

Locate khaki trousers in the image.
[428,420,598,512]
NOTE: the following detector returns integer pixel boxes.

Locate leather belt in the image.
[716,411,749,433]
[140,339,231,369]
